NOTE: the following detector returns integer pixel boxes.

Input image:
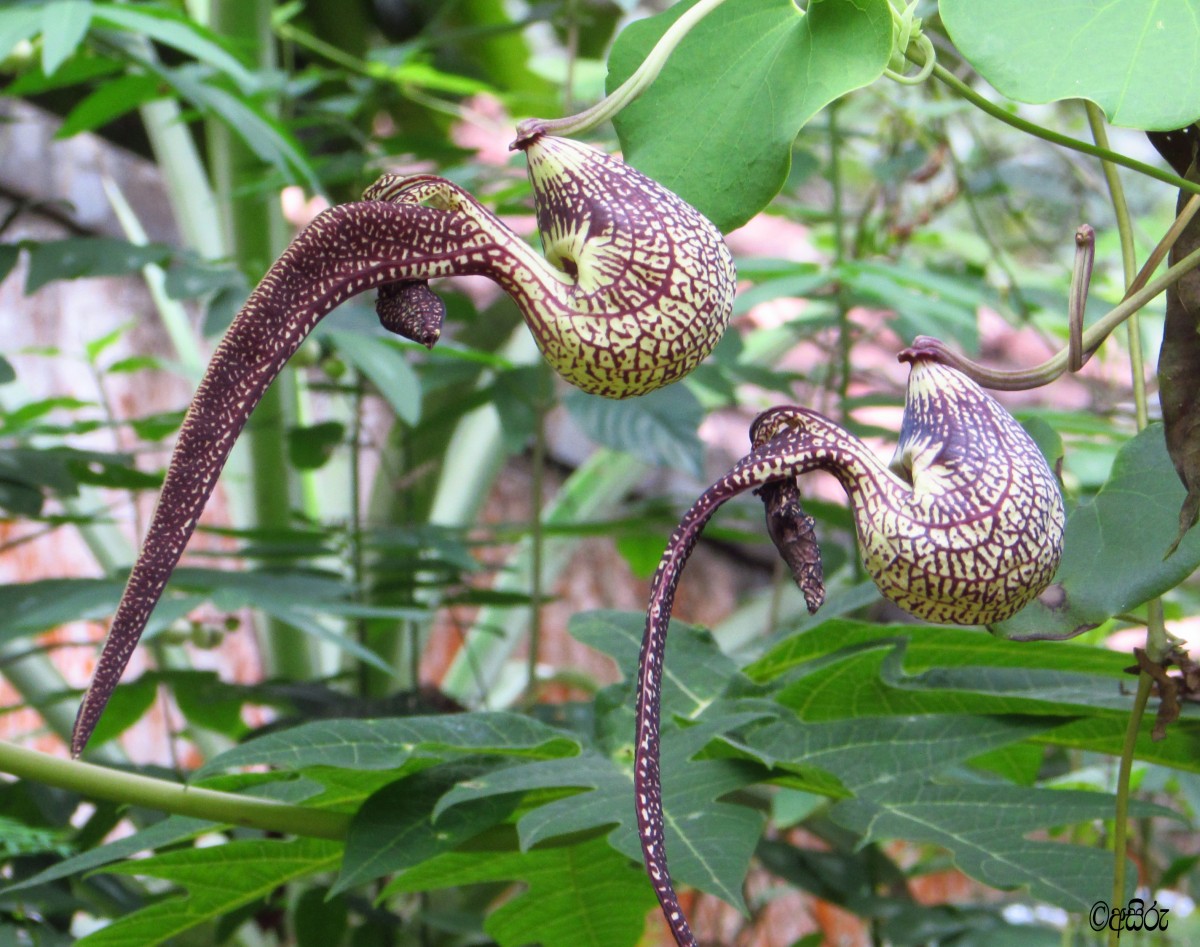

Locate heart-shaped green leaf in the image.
[607,0,893,232]
[941,0,1200,130]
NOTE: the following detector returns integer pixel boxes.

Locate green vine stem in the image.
[1086,102,1148,428]
[0,740,349,841]
[1084,106,1162,945]
[910,242,1200,389]
[1110,667,1154,943]
[513,0,729,141]
[920,56,1200,198]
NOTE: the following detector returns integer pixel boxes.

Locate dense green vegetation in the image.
[1,1,1199,944]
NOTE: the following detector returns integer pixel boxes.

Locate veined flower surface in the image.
[634,352,1065,946]
[70,135,736,757]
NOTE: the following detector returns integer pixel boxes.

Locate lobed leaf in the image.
[569,609,744,714]
[739,713,1059,794]
[830,783,1161,912]
[333,762,522,894]
[437,718,769,912]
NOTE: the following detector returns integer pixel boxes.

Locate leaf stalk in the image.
[513,0,730,142]
[0,741,350,841]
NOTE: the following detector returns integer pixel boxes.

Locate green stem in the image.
[1087,102,1148,429]
[350,375,369,698]
[1090,104,1155,944]
[525,390,548,704]
[513,0,730,141]
[1109,669,1153,946]
[0,741,349,841]
[208,0,316,681]
[914,242,1200,389]
[927,62,1200,197]
[828,102,852,412]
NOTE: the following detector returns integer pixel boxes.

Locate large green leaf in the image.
[745,619,1130,686]
[79,837,341,946]
[743,619,1200,773]
[740,706,1173,913]
[607,0,893,232]
[384,835,656,947]
[995,425,1200,639]
[941,0,1200,130]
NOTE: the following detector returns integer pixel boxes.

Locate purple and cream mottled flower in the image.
[70,134,735,757]
[634,351,1065,947]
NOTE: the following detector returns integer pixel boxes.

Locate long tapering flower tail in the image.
[636,353,1065,944]
[72,138,736,757]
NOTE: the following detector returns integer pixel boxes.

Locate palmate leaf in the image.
[78,837,341,947]
[737,685,1170,913]
[743,619,1200,772]
[560,612,1187,918]
[753,620,1133,720]
[383,835,657,947]
[744,618,1132,687]
[941,0,1200,130]
[435,718,769,913]
[607,0,893,232]
[831,782,1163,913]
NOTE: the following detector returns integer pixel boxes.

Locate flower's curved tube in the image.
[634,352,1065,946]
[70,134,735,758]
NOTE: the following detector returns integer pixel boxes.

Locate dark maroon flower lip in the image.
[70,136,736,759]
[634,355,1065,946]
